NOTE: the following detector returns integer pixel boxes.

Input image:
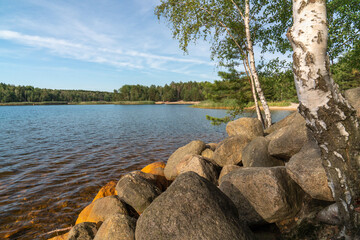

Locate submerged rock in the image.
[75,196,128,224]
[226,117,264,139]
[116,172,162,214]
[164,140,206,180]
[135,172,255,240]
[213,135,252,167]
[94,214,136,240]
[219,167,303,224]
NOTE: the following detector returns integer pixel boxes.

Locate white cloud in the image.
[0,30,214,75]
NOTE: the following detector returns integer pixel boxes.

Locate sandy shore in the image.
[155,101,201,105]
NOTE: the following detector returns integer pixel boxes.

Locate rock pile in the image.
[49,112,343,240]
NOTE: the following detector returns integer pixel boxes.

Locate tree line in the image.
[1,55,358,104]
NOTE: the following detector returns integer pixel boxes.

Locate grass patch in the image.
[192,99,239,109]
[193,100,294,109]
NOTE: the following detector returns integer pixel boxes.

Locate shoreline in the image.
[0,101,299,111]
[193,102,299,111]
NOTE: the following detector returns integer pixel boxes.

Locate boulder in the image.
[266,122,311,160]
[133,170,169,192]
[226,117,264,139]
[94,214,137,240]
[219,167,303,224]
[264,112,305,135]
[92,181,117,202]
[175,154,219,185]
[206,142,218,151]
[201,148,214,159]
[213,135,252,167]
[286,140,333,201]
[316,203,341,225]
[116,172,162,214]
[242,137,284,167]
[141,162,166,176]
[164,140,206,180]
[135,172,255,240]
[345,87,360,117]
[218,165,241,183]
[75,196,128,224]
[66,222,97,240]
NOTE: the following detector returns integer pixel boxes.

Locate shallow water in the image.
[0,105,293,239]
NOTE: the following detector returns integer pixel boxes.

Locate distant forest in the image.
[1,54,359,104]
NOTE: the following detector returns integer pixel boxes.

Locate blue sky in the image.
[0,0,220,91]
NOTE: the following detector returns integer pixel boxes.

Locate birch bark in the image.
[244,0,272,128]
[287,0,360,235]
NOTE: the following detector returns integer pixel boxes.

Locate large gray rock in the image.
[264,112,305,135]
[226,117,264,139]
[345,87,360,117]
[135,172,255,240]
[116,172,162,214]
[219,167,303,224]
[266,121,311,160]
[218,164,241,183]
[175,154,219,185]
[164,140,206,180]
[286,140,334,201]
[242,137,284,167]
[94,214,136,240]
[75,196,129,224]
[213,135,252,167]
[67,222,98,240]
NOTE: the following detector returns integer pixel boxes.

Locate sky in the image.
[0,0,222,92]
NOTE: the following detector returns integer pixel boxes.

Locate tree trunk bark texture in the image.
[288,0,360,236]
[244,0,272,128]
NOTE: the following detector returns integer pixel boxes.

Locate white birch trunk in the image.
[249,68,263,125]
[288,0,360,236]
[244,0,272,128]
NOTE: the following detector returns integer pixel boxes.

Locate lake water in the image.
[0,104,293,239]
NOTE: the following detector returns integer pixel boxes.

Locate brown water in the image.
[0,105,293,239]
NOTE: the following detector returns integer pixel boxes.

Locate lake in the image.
[0,104,293,239]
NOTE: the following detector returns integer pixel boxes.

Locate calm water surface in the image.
[0,105,293,239]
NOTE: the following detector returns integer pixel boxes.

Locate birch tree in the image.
[155,0,273,128]
[287,0,360,236]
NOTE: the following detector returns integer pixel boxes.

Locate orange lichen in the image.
[92,181,117,203]
[141,162,166,176]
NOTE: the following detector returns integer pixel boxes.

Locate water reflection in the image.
[0,105,293,239]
